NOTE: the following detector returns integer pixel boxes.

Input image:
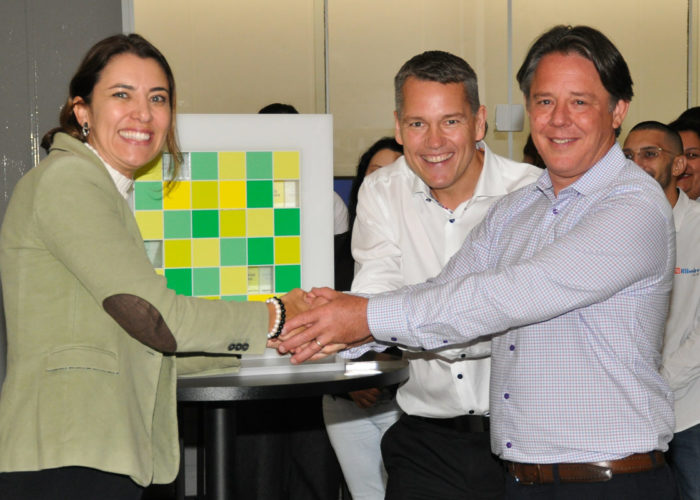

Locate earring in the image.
[82,122,90,138]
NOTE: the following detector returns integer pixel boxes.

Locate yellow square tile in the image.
[221,266,248,295]
[192,239,220,267]
[134,211,163,239]
[273,151,300,179]
[274,237,300,264]
[220,181,246,209]
[220,210,246,237]
[135,155,163,180]
[219,152,246,179]
[247,209,274,237]
[164,240,192,267]
[248,294,273,302]
[163,181,191,210]
[192,181,218,209]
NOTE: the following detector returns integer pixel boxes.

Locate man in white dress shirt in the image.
[624,121,700,500]
[349,50,541,499]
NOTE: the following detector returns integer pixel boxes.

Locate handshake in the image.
[266,288,373,364]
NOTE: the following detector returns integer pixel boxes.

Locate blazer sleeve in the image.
[33,154,268,355]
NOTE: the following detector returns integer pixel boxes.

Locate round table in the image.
[177,360,408,500]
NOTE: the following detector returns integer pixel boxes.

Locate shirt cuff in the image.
[367,292,409,345]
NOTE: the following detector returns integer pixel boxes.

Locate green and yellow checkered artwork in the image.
[134,151,302,302]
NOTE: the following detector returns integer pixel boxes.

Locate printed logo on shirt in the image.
[675,267,700,276]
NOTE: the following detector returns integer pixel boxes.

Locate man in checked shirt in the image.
[281,25,678,500]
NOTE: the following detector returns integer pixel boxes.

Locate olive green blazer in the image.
[0,134,268,486]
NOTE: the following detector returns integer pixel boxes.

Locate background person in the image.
[0,34,305,500]
[669,107,700,200]
[624,121,700,500]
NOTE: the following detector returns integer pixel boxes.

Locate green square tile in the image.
[275,265,301,293]
[248,237,274,265]
[164,211,191,239]
[192,210,219,238]
[220,238,246,266]
[246,152,273,179]
[191,152,219,180]
[247,181,273,208]
[134,182,163,210]
[193,267,220,296]
[165,268,192,296]
[222,295,247,302]
[274,208,300,236]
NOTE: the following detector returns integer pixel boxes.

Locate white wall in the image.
[132,0,697,174]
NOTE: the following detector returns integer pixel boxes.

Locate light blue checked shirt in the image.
[367,144,676,463]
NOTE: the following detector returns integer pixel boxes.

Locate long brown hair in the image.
[42,33,181,178]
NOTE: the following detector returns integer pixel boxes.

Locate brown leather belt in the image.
[505,451,665,484]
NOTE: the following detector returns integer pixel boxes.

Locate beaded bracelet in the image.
[266,296,286,339]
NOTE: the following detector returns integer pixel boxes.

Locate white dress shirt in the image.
[351,142,541,418]
[662,189,700,432]
[84,142,134,203]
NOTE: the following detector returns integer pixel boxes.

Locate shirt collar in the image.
[535,143,626,199]
[83,143,135,201]
[673,188,691,231]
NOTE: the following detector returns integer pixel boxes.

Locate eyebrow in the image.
[531,91,596,99]
[401,112,467,121]
[108,83,169,93]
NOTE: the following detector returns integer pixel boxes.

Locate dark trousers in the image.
[381,413,504,500]
[233,397,341,500]
[0,466,144,500]
[504,462,679,500]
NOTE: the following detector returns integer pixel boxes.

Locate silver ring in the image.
[314,339,323,348]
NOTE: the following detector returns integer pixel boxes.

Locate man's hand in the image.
[278,287,374,363]
[349,388,381,409]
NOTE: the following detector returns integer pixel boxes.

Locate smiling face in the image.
[527,52,629,194]
[73,53,171,178]
[678,130,700,200]
[395,77,486,209]
[623,129,685,204]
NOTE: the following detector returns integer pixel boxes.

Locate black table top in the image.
[177,360,408,403]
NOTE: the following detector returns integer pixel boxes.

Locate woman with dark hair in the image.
[335,137,403,291]
[0,34,305,499]
[347,137,404,230]
[327,137,403,500]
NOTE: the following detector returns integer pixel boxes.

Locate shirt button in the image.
[469,410,475,414]
[443,340,449,344]
[449,218,455,223]
[552,207,559,215]
[227,343,236,351]
[506,442,512,448]
[457,374,463,379]
[504,393,510,399]
[509,345,515,351]
[391,337,397,341]
[460,353,466,358]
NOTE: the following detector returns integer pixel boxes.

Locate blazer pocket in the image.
[46,345,119,374]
